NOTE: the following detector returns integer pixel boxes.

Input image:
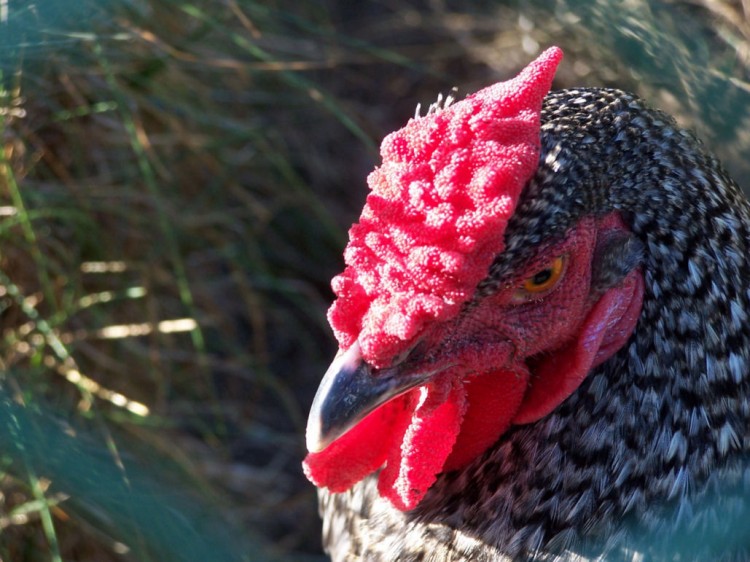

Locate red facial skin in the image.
[304,213,644,510]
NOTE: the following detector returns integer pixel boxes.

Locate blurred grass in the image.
[0,0,747,561]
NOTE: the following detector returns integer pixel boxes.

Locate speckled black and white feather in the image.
[318,88,750,561]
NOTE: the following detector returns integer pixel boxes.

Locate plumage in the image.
[305,49,750,561]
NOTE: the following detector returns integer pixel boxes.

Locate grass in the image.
[0,1,747,561]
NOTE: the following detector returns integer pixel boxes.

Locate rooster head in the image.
[303,47,645,511]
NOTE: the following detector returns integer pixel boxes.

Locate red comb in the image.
[329,47,563,367]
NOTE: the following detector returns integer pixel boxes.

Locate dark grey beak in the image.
[305,342,437,453]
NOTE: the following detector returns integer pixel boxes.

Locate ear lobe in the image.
[590,230,644,293]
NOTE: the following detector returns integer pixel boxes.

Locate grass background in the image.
[0,1,748,560]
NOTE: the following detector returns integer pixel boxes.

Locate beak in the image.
[305,342,440,453]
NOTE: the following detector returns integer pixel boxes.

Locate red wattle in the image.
[443,366,529,472]
[378,381,467,510]
[303,395,410,492]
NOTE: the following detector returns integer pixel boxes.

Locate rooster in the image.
[303,47,750,561]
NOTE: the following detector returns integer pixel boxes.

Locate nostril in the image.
[389,346,414,368]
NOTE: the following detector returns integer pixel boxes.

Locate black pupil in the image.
[531,268,553,286]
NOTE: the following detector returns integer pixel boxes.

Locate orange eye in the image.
[516,255,566,299]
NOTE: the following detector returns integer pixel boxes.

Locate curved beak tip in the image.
[305,415,325,453]
[305,344,363,454]
[305,433,320,454]
[304,341,438,456]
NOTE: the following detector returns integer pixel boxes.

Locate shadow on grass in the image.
[0,387,273,561]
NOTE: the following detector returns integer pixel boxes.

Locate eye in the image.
[513,255,567,301]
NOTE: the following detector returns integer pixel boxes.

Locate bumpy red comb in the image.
[329,47,563,367]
